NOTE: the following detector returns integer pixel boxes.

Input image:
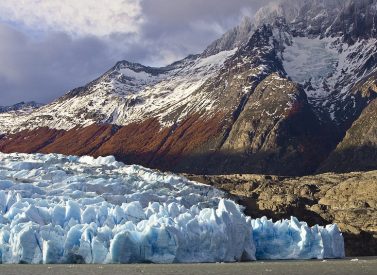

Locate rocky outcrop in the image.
[186,171,377,256]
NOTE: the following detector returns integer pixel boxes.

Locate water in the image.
[0,258,376,275]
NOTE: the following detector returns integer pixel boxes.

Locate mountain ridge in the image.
[0,0,377,176]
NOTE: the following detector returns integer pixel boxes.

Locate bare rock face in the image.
[319,72,377,172]
[218,73,332,175]
[329,0,377,43]
[186,171,377,257]
[320,98,377,173]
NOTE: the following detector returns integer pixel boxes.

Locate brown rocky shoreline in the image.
[186,171,377,257]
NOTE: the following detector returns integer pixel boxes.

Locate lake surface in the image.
[0,258,376,275]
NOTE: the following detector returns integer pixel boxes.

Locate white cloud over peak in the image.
[0,0,144,36]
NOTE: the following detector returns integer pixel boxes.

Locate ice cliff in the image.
[0,153,344,264]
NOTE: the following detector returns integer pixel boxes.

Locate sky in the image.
[0,0,269,106]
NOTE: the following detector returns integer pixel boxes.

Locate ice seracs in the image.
[0,153,344,264]
[252,217,344,260]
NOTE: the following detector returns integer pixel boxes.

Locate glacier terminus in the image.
[0,153,344,264]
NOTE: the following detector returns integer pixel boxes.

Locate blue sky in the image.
[0,0,268,106]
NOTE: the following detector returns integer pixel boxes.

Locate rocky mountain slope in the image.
[187,170,377,257]
[0,0,376,176]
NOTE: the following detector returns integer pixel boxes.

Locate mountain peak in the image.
[202,16,254,57]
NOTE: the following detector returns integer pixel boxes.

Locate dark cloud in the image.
[139,0,270,64]
[0,24,121,105]
[0,0,270,106]
[143,0,264,27]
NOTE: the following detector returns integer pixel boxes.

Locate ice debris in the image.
[0,153,345,264]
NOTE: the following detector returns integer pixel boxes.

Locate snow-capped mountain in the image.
[0,101,43,114]
[0,50,238,132]
[0,0,376,175]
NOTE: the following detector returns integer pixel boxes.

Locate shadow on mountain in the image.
[318,145,377,174]
[111,150,327,177]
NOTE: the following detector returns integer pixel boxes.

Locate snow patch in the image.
[118,68,156,81]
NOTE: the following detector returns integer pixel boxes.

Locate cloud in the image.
[0,23,118,105]
[0,0,144,36]
[139,0,270,65]
[0,0,272,106]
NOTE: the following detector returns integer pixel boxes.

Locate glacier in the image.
[0,153,344,264]
[283,36,339,100]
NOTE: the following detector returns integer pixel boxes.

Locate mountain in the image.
[319,97,377,173]
[0,101,43,113]
[0,0,377,176]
